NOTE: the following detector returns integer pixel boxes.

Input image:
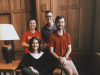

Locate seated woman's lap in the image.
[21,67,40,75]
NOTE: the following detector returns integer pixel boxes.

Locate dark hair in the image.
[28,37,41,53]
[28,17,37,30]
[55,15,65,24]
[45,11,53,17]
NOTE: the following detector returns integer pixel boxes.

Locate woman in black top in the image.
[17,37,50,75]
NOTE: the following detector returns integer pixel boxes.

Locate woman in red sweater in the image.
[22,17,43,53]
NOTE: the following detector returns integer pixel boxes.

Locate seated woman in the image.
[16,37,50,75]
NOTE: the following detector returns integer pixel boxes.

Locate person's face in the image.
[45,12,53,23]
[56,18,65,30]
[29,20,36,30]
[32,39,39,50]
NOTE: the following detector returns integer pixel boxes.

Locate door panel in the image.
[68,9,80,50]
[1,0,9,10]
[60,0,69,6]
[79,7,92,50]
[13,13,23,51]
[60,10,68,32]
[70,0,79,6]
[80,0,92,5]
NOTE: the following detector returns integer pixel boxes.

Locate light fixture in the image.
[0,24,20,63]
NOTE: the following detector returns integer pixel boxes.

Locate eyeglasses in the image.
[45,16,52,18]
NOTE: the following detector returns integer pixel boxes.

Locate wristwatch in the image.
[65,56,68,59]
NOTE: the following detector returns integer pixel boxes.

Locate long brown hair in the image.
[28,37,41,53]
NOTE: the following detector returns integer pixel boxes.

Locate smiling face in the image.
[29,20,36,30]
[45,12,53,23]
[56,18,65,30]
[32,39,39,51]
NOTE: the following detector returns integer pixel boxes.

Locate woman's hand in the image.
[28,66,39,74]
[59,56,68,66]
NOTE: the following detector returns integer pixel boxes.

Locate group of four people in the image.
[17,11,79,75]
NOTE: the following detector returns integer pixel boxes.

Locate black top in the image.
[17,52,50,74]
[42,22,56,43]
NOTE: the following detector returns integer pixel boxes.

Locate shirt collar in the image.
[54,30,67,36]
[44,22,56,30]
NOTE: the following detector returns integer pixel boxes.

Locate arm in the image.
[49,47,59,60]
[49,47,67,66]
[64,45,72,58]
[17,54,29,69]
[28,67,39,74]
[22,42,29,48]
[21,32,29,48]
[60,45,72,66]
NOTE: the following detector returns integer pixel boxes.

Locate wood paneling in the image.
[12,13,23,51]
[12,0,21,10]
[25,12,31,31]
[24,0,31,10]
[21,0,25,9]
[0,1,1,11]
[51,0,60,21]
[93,0,100,52]
[68,9,80,50]
[70,0,79,6]
[1,0,9,10]
[9,0,31,10]
[80,0,92,5]
[0,13,11,24]
[79,7,92,50]
[15,52,25,60]
[0,52,3,60]
[60,0,69,6]
[70,52,91,63]
[60,10,68,32]
[36,0,50,31]
[0,41,4,51]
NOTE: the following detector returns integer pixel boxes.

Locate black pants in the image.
[21,67,40,75]
[21,67,52,75]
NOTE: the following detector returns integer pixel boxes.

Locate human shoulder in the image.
[63,31,71,38]
[24,53,31,57]
[21,53,31,60]
[35,31,41,34]
[23,31,30,34]
[40,52,48,58]
[42,24,48,30]
[49,30,57,39]
[51,30,57,35]
[49,32,55,37]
